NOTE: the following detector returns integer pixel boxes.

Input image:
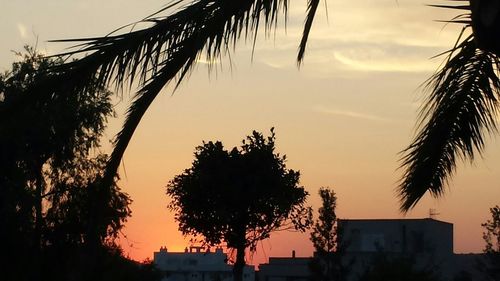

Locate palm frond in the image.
[0,0,323,195]
[429,1,471,27]
[399,36,500,211]
[297,0,320,64]
[428,4,470,11]
[12,0,292,189]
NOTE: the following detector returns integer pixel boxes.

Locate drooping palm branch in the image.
[298,0,321,63]
[399,0,500,211]
[0,0,321,193]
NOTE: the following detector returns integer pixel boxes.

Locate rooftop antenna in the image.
[429,208,440,219]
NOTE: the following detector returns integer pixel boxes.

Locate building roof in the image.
[340,218,453,226]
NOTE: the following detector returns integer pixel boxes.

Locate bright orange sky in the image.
[3,0,500,266]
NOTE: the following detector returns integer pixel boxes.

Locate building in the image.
[258,218,486,281]
[154,246,255,281]
[258,251,310,281]
[339,218,456,280]
[340,218,453,257]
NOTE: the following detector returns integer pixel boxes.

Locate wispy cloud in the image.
[262,60,289,69]
[17,23,27,39]
[332,48,438,73]
[196,57,221,65]
[314,105,391,122]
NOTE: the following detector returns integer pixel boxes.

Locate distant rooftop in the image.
[340,217,454,255]
[340,217,453,226]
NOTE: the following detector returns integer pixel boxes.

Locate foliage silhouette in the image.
[167,128,312,281]
[399,0,500,211]
[483,205,500,253]
[41,0,500,213]
[0,0,325,213]
[0,47,136,281]
[309,187,349,281]
[40,0,315,198]
[478,205,500,280]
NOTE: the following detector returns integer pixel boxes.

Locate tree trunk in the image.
[233,245,246,281]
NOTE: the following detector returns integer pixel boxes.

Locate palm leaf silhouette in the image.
[0,0,322,190]
[399,0,500,211]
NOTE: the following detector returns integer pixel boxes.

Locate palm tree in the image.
[2,0,497,216]
[0,0,320,194]
[398,0,500,211]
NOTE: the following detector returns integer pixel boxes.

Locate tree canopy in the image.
[0,47,133,281]
[311,187,339,254]
[309,187,348,281]
[478,205,500,280]
[167,128,311,281]
[483,205,500,253]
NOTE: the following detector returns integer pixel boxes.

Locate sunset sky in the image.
[2,0,500,266]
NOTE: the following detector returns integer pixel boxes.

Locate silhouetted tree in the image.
[0,0,321,208]
[167,128,312,281]
[82,247,162,281]
[42,156,132,281]
[478,205,500,280]
[309,187,346,281]
[0,46,132,281]
[483,206,500,253]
